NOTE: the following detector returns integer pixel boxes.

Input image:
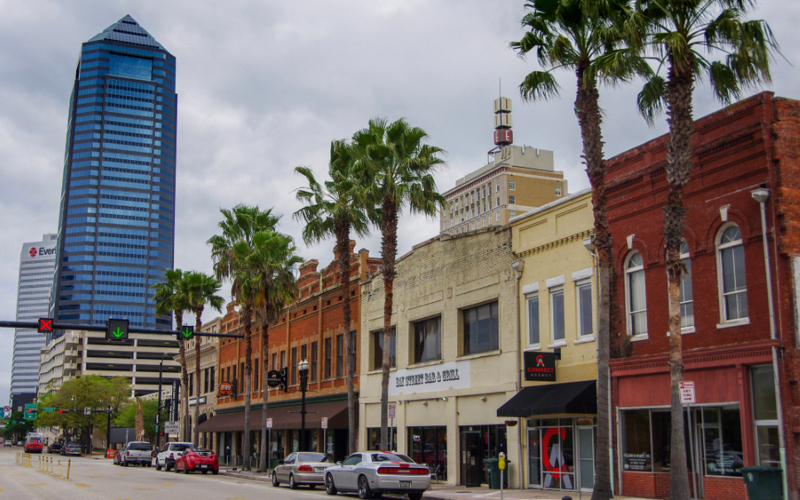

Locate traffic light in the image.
[58,409,70,414]
[279,367,288,393]
[24,408,37,421]
[106,318,129,341]
[37,318,53,334]
[177,325,194,342]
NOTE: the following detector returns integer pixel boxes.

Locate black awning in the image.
[496,380,596,417]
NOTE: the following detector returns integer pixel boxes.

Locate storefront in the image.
[459,425,507,486]
[497,380,597,492]
[410,426,448,481]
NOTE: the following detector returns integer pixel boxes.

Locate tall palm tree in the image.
[184,271,224,446]
[208,205,280,470]
[352,118,446,450]
[293,140,372,455]
[512,1,646,497]
[151,268,192,441]
[631,2,776,497]
[234,230,302,471]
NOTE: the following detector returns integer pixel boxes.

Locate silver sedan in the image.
[272,452,336,489]
[324,451,430,500]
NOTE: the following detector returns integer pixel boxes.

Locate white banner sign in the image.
[389,360,470,396]
[165,421,180,434]
[679,381,696,405]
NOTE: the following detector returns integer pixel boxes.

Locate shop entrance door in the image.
[460,431,482,487]
[577,427,594,491]
[540,421,575,490]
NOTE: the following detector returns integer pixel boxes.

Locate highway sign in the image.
[165,421,180,434]
[43,407,55,413]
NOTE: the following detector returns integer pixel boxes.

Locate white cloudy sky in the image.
[0,0,798,404]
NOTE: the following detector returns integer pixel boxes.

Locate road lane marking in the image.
[157,483,176,486]
[87,475,104,477]
[24,483,45,486]
[74,483,91,487]
[132,488,155,491]
[114,473,127,476]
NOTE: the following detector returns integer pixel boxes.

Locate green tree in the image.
[630,1,777,497]
[115,399,159,442]
[209,205,280,470]
[512,1,647,496]
[352,118,445,450]
[2,411,35,441]
[184,271,224,446]
[151,268,192,441]
[294,140,372,455]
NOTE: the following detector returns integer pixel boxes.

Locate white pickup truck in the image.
[120,441,153,466]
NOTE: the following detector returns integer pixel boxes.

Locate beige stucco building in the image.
[359,227,523,487]
[502,188,600,494]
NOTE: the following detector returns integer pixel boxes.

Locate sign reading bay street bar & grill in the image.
[524,351,556,382]
[389,360,470,396]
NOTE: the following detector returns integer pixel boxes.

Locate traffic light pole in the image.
[156,358,163,449]
[106,406,111,451]
[0,320,244,338]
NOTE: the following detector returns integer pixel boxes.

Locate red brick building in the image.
[198,242,381,466]
[606,92,800,499]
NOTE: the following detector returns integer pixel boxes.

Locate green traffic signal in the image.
[177,325,194,341]
[106,318,129,341]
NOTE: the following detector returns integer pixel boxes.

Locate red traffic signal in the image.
[37,318,53,334]
[27,409,35,413]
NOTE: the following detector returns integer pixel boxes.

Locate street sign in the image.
[2,406,10,419]
[37,318,53,334]
[106,318,129,341]
[165,421,180,434]
[321,417,328,429]
[679,381,696,405]
[24,404,37,420]
[388,404,396,419]
[84,407,91,416]
[218,381,233,396]
[177,325,194,342]
[43,407,55,413]
[266,418,273,429]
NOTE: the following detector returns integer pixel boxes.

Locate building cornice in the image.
[514,229,593,258]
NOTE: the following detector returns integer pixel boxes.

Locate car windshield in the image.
[68,444,80,449]
[127,443,151,451]
[298,453,330,463]
[171,444,192,452]
[190,448,213,456]
[371,453,414,463]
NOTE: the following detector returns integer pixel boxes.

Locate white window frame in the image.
[625,251,648,340]
[509,210,516,218]
[575,278,594,340]
[679,241,695,333]
[509,180,516,190]
[509,195,516,205]
[526,289,540,349]
[495,212,499,223]
[716,223,749,327]
[556,185,562,196]
[548,279,566,347]
[496,183,500,193]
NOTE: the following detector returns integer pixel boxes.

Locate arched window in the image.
[717,224,748,322]
[679,241,694,330]
[625,251,647,337]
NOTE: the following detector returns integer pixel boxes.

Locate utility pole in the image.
[106,405,112,451]
[156,358,164,449]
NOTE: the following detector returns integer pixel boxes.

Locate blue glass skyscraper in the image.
[51,15,176,330]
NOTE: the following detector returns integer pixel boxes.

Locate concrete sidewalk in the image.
[219,469,654,500]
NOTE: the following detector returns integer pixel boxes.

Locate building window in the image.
[291,347,297,385]
[324,337,332,379]
[679,240,694,330]
[240,362,245,393]
[189,373,193,396]
[496,197,500,207]
[372,328,396,369]
[254,359,259,392]
[717,224,748,322]
[752,365,779,467]
[483,188,486,198]
[509,210,516,217]
[625,251,647,337]
[576,279,593,337]
[489,199,492,209]
[281,350,286,370]
[210,367,215,391]
[272,353,277,372]
[463,301,499,355]
[310,341,318,382]
[550,286,565,343]
[414,316,442,363]
[556,185,562,196]
[496,213,499,222]
[496,183,500,193]
[527,293,540,347]
[204,368,209,394]
[509,180,515,190]
[336,334,344,378]
[509,195,516,205]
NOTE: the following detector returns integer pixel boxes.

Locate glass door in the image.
[541,419,575,490]
[578,427,594,491]
[460,431,482,486]
[527,426,541,487]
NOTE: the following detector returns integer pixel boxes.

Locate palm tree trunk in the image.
[242,304,253,470]
[575,65,613,500]
[194,305,204,446]
[664,57,694,500]
[259,324,269,472]
[380,196,398,451]
[176,310,190,443]
[336,216,357,455]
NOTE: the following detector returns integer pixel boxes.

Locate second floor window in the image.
[509,180,515,190]
[373,328,396,369]
[550,286,565,343]
[626,251,647,336]
[509,195,516,205]
[414,316,442,363]
[311,342,318,382]
[527,293,540,346]
[324,337,332,379]
[336,334,344,378]
[718,224,748,322]
[576,280,593,337]
[463,301,499,355]
[291,347,297,385]
[679,241,694,329]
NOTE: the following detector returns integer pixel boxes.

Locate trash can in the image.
[741,466,782,500]
[485,459,500,489]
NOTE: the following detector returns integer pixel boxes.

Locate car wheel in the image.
[272,473,280,487]
[165,461,171,472]
[408,493,423,500]
[202,470,208,475]
[289,474,298,489]
[156,461,162,471]
[212,469,219,475]
[123,460,128,467]
[358,475,374,499]
[325,474,338,495]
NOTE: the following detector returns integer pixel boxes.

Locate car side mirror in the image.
[278,460,284,465]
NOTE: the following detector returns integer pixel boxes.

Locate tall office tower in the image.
[10,234,58,406]
[50,15,176,332]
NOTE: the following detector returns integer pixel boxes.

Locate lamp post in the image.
[298,359,309,451]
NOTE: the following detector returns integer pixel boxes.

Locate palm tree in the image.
[234,230,302,471]
[293,140,372,455]
[352,118,445,450]
[151,268,192,441]
[630,2,776,497]
[512,1,646,497]
[208,205,280,470]
[184,271,224,446]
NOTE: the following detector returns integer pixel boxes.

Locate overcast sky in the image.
[0,0,797,405]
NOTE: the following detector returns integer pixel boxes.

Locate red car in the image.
[175,447,219,475]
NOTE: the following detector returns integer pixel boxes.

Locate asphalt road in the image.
[0,446,340,500]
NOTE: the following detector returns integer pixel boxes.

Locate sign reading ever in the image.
[389,360,470,396]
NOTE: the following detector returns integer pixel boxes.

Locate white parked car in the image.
[120,441,153,466]
[155,442,194,471]
[324,451,430,500]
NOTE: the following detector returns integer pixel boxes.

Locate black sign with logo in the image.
[266,370,283,388]
[524,351,556,382]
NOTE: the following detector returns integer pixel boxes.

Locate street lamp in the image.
[298,359,310,451]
